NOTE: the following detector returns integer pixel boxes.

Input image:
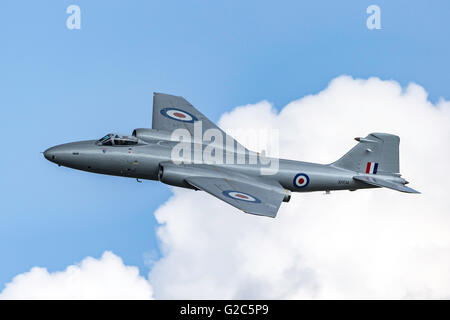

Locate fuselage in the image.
[44,136,373,193]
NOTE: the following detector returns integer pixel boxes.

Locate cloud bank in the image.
[2,76,450,299]
[149,76,450,299]
[0,251,153,299]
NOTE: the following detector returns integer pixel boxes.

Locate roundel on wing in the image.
[222,190,261,203]
[293,173,310,188]
[160,108,198,123]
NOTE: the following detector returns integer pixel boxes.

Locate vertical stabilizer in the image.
[332,133,400,175]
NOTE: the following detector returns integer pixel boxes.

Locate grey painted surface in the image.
[44,93,419,218]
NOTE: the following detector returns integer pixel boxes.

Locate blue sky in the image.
[1,0,449,290]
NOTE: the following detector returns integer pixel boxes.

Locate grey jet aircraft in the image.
[44,93,419,218]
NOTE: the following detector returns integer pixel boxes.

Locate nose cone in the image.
[43,147,57,162]
[43,141,96,167]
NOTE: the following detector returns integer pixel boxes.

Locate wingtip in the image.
[405,187,421,194]
[243,210,277,218]
[153,92,183,98]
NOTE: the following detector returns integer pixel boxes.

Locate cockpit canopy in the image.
[97,134,138,146]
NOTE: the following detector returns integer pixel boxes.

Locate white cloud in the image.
[2,76,450,299]
[0,251,153,300]
[149,76,450,299]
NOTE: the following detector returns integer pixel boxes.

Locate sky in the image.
[0,0,449,298]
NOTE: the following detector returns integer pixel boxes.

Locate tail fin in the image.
[332,133,400,175]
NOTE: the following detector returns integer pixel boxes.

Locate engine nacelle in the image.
[132,128,174,143]
[158,163,197,189]
[158,162,293,201]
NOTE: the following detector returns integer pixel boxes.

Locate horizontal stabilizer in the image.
[354,175,420,194]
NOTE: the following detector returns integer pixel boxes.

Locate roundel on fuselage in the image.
[222,190,261,203]
[293,173,310,188]
[160,108,198,123]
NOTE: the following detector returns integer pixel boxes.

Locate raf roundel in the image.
[222,190,261,203]
[160,108,198,123]
[293,173,310,188]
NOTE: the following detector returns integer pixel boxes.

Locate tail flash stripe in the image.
[365,162,371,174]
[373,163,378,174]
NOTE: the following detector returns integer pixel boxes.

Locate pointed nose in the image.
[43,140,97,167]
[43,147,57,162]
[43,144,69,163]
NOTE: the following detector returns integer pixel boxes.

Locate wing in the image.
[185,176,287,218]
[152,92,222,133]
[354,175,420,193]
[152,92,236,137]
[152,93,248,151]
